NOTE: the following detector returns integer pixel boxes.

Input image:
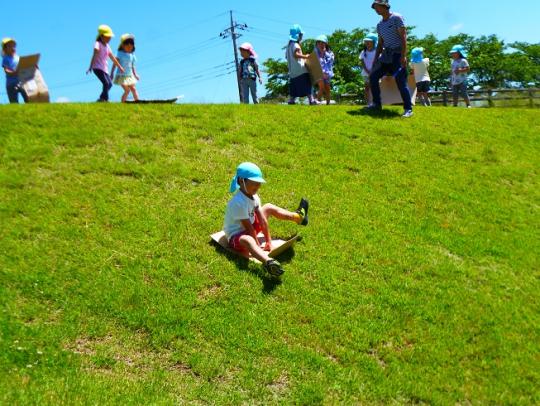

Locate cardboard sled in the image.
[305,52,324,85]
[17,54,49,103]
[379,73,417,106]
[126,98,178,104]
[211,231,299,264]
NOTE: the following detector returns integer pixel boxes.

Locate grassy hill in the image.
[0,104,538,404]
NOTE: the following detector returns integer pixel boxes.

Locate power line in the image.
[220,10,248,103]
[235,10,334,34]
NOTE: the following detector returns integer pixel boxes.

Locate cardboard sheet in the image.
[211,231,298,263]
[17,54,50,103]
[379,74,417,106]
[305,52,324,85]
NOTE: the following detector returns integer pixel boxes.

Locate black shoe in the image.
[264,259,284,276]
[296,198,309,226]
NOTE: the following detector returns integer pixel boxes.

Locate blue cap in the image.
[363,33,378,48]
[289,24,305,42]
[411,47,424,63]
[450,44,468,58]
[229,162,266,193]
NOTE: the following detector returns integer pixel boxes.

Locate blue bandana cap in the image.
[229,162,266,193]
[289,24,305,42]
[450,44,468,58]
[411,47,424,63]
[363,33,378,49]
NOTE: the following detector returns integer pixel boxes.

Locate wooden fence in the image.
[430,88,540,107]
[337,88,540,107]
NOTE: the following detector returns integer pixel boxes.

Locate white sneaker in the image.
[402,110,414,118]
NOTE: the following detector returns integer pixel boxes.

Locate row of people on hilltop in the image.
[2,2,471,107]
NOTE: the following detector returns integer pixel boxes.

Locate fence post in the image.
[442,90,448,107]
[487,89,494,108]
[529,89,534,108]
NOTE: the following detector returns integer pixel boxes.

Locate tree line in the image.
[262,29,540,102]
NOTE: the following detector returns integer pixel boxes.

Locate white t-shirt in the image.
[223,192,262,240]
[410,58,430,83]
[360,49,377,77]
[286,42,308,79]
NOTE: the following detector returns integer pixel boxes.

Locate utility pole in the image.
[220,10,247,103]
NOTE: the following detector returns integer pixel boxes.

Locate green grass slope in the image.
[0,104,539,404]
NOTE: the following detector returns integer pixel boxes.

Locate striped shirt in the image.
[377,13,405,50]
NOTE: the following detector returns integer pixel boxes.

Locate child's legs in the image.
[324,82,331,104]
[461,84,470,105]
[364,81,372,104]
[19,85,29,103]
[452,85,459,106]
[121,85,130,102]
[6,84,19,104]
[317,80,324,99]
[249,79,258,104]
[94,69,112,101]
[129,85,139,101]
[240,79,250,104]
[261,203,300,224]
[238,235,271,263]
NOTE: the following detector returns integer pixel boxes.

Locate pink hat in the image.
[239,42,258,59]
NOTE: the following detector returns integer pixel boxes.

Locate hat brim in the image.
[247,177,266,184]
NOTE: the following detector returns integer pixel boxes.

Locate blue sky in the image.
[2,0,538,104]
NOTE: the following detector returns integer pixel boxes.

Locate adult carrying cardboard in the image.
[17,54,50,103]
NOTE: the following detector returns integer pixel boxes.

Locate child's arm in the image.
[255,62,262,84]
[3,66,17,76]
[110,64,116,78]
[240,219,261,245]
[87,48,98,74]
[133,65,139,81]
[109,53,125,74]
[294,47,310,60]
[255,208,272,251]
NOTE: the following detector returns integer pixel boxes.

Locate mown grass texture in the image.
[0,104,539,404]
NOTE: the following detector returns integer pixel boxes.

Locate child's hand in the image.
[259,78,263,84]
[263,241,272,252]
[135,75,140,81]
[119,67,125,74]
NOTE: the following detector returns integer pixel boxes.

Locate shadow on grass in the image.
[347,108,402,119]
[210,240,296,294]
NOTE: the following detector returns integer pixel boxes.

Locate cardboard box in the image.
[305,52,324,85]
[380,73,417,106]
[17,54,50,103]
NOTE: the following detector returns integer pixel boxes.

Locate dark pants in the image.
[93,69,112,101]
[370,53,412,111]
[7,82,29,104]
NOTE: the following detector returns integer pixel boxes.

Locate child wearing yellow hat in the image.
[86,25,124,102]
[2,38,28,104]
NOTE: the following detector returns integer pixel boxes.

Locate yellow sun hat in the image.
[97,25,115,38]
[2,37,16,47]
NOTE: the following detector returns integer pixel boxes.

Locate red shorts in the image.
[229,213,263,253]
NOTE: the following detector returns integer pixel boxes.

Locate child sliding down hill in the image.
[223,162,309,276]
